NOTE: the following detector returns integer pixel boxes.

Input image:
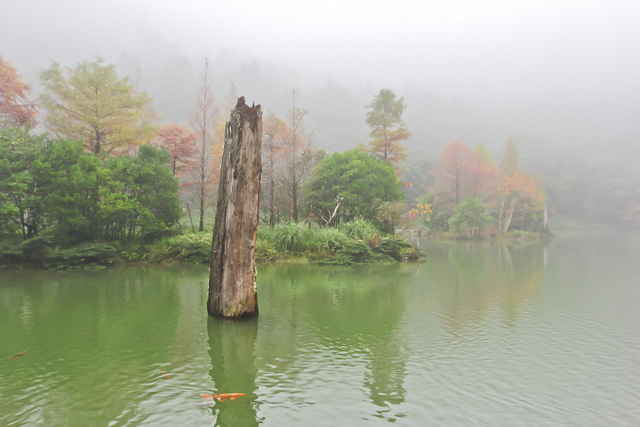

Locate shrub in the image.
[255,238,278,262]
[305,226,348,255]
[338,218,378,241]
[373,237,423,261]
[158,233,211,263]
[271,221,308,252]
[47,243,118,268]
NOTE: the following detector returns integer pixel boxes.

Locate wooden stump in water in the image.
[207,97,262,319]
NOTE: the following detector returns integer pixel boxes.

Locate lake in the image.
[1,231,639,425]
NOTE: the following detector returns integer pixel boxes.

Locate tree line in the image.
[0,56,411,246]
[2,53,565,252]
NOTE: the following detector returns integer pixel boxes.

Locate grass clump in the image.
[155,233,211,264]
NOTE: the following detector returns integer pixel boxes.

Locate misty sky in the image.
[2,0,640,154]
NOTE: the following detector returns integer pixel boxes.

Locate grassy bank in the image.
[0,219,424,269]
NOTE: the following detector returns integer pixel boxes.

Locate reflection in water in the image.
[420,240,548,332]
[256,264,410,422]
[208,317,259,426]
[3,233,640,425]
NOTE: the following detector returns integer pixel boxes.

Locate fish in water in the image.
[201,393,245,402]
[7,351,26,359]
[162,371,171,379]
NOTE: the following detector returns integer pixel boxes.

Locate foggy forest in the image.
[2,0,640,238]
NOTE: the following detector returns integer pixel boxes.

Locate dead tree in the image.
[207,97,262,319]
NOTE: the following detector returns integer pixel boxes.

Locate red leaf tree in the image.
[0,56,37,128]
[154,124,197,177]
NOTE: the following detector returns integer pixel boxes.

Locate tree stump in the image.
[207,97,262,319]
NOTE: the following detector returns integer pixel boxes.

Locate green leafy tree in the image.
[448,195,493,237]
[39,58,156,159]
[365,89,411,170]
[303,149,405,229]
[0,126,46,237]
[103,145,181,240]
[32,138,105,241]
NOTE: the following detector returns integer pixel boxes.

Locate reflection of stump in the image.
[207,97,262,319]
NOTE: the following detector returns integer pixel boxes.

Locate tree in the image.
[261,112,287,226]
[365,89,411,170]
[39,58,156,159]
[33,139,104,241]
[102,145,181,240]
[432,140,472,212]
[448,195,493,237]
[501,137,520,176]
[498,170,545,232]
[0,56,37,128]
[0,126,46,237]
[465,144,500,202]
[303,149,405,230]
[281,90,316,221]
[188,58,220,232]
[154,124,197,177]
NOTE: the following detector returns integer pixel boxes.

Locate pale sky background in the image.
[2,0,640,155]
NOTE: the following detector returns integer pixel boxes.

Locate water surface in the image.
[1,232,639,425]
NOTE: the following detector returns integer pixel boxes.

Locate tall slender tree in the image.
[282,90,314,221]
[188,58,220,231]
[365,88,411,170]
[261,112,286,226]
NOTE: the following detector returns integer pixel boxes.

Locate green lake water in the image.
[1,232,639,425]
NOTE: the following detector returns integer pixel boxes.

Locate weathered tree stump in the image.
[207,97,262,319]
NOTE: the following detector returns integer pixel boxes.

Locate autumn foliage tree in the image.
[465,144,500,204]
[39,58,156,159]
[495,139,546,232]
[498,170,545,232]
[432,140,472,212]
[154,124,197,177]
[0,56,38,128]
[365,88,410,171]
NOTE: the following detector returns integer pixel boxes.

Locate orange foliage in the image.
[154,124,197,177]
[408,203,432,221]
[498,170,545,205]
[0,56,37,127]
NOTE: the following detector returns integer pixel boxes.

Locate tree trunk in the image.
[503,199,517,233]
[207,97,262,319]
[498,197,505,233]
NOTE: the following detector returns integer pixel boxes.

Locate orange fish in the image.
[201,393,245,402]
[162,371,171,379]
[7,351,26,360]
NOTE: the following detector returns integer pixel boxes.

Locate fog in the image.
[3,0,640,157]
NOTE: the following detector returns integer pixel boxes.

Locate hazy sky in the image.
[3,0,640,153]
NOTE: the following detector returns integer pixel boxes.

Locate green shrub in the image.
[338,218,378,241]
[373,237,424,261]
[48,243,118,267]
[271,221,308,252]
[255,238,278,262]
[158,233,211,263]
[305,226,348,255]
